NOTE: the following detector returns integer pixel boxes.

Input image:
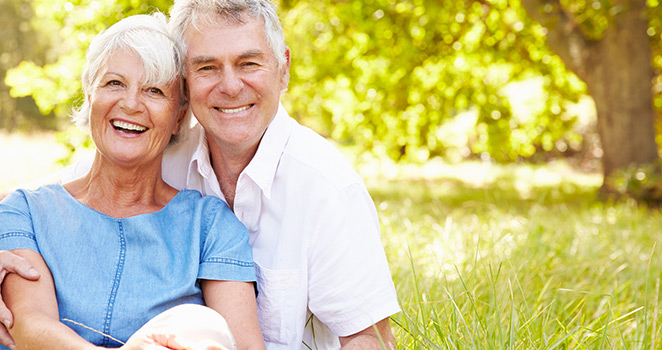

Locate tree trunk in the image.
[521,0,658,180]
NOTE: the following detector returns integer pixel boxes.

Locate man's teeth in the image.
[218,105,251,113]
[112,120,147,132]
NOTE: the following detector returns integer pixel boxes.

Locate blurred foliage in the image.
[0,0,54,130]
[282,0,592,163]
[2,0,661,165]
[604,159,662,207]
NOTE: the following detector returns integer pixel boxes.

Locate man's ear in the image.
[280,48,291,92]
[172,104,189,136]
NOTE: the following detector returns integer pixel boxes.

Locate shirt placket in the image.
[233,175,258,232]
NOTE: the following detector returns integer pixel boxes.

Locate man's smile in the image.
[214,104,254,114]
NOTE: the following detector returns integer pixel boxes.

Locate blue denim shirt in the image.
[0,184,255,348]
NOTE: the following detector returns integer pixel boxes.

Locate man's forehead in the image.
[185,11,263,34]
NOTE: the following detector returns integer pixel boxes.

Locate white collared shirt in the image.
[64,104,400,349]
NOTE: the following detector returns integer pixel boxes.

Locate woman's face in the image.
[88,48,184,168]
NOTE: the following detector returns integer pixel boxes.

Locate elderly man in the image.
[0,0,400,349]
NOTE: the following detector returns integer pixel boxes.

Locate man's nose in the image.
[215,69,244,97]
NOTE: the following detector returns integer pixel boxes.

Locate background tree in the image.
[520,0,659,179]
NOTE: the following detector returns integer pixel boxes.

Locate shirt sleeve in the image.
[60,155,94,183]
[307,182,401,337]
[198,199,256,282]
[0,190,39,252]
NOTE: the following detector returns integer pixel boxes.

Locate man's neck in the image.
[206,132,259,211]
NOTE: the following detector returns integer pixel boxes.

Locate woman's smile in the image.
[111,119,148,134]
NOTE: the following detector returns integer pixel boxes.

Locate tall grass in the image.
[361,160,662,349]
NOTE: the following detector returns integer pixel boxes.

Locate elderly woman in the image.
[0,13,264,350]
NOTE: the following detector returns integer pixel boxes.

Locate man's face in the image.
[184,14,290,151]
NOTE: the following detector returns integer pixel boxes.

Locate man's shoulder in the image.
[281,121,362,190]
[162,123,206,190]
[164,123,204,164]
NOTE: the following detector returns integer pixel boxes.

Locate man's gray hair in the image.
[169,0,288,67]
[72,12,190,144]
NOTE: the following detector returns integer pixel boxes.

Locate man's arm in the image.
[4,249,100,350]
[0,250,41,349]
[339,318,396,350]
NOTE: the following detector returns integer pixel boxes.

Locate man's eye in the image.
[199,66,214,71]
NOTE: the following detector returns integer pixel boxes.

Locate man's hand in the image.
[339,318,396,350]
[0,250,41,349]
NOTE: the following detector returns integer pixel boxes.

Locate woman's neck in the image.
[63,151,177,218]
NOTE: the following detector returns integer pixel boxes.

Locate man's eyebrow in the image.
[239,50,264,60]
[190,56,216,65]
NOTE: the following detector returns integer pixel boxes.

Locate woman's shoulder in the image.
[167,190,243,233]
[171,189,232,214]
[0,184,77,229]
[3,184,66,206]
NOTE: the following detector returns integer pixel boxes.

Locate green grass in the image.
[358,159,662,349]
[4,133,662,349]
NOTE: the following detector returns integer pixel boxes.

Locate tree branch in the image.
[520,0,593,81]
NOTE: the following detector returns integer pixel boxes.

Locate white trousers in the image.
[127,304,236,350]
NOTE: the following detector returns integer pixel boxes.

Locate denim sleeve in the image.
[0,190,39,252]
[198,200,255,282]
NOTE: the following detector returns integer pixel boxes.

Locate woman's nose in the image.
[119,88,146,113]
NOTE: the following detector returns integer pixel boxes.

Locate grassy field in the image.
[360,160,662,349]
[3,132,660,349]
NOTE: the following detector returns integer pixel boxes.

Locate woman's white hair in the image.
[72,12,190,144]
[168,0,288,67]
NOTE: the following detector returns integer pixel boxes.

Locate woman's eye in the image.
[107,80,122,86]
[148,87,163,95]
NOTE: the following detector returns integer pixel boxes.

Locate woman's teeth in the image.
[112,120,147,133]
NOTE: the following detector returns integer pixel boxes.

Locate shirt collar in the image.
[242,102,293,199]
[185,103,293,200]
[186,123,217,190]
